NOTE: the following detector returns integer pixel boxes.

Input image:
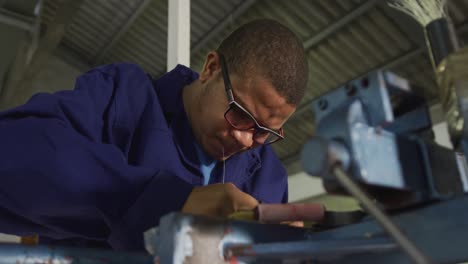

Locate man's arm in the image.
[0,63,261,250]
[0,64,194,243]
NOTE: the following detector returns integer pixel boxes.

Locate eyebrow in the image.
[231,90,260,119]
[233,93,283,131]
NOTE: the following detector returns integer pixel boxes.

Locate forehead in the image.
[229,74,295,128]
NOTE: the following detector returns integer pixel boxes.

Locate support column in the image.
[167,0,190,71]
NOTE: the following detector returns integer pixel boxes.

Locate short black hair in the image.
[217,19,308,106]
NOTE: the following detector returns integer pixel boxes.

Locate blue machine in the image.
[302,70,465,208]
[146,70,468,264]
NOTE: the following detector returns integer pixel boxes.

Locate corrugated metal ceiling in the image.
[39,0,468,174]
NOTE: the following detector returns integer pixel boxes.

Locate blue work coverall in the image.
[0,63,288,251]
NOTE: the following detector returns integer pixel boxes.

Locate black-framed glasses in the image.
[219,53,284,145]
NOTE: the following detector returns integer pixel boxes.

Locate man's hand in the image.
[182,183,259,217]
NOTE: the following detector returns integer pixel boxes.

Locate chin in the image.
[221,148,244,161]
[208,136,244,160]
[208,147,231,161]
[205,143,225,161]
[209,150,223,161]
[216,148,232,161]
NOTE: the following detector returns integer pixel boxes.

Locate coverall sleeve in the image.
[262,147,289,204]
[0,64,193,244]
[245,146,289,204]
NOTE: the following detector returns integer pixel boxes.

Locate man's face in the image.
[191,54,296,160]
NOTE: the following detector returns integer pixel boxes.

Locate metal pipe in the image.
[332,165,432,264]
[224,237,396,261]
[0,8,35,32]
[0,243,153,264]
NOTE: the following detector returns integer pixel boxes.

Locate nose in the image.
[231,129,254,149]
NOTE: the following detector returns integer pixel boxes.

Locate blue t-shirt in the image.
[194,142,217,185]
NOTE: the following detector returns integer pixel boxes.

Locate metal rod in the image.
[224,237,396,261]
[0,8,35,32]
[332,165,432,264]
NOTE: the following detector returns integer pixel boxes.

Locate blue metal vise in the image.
[302,71,466,209]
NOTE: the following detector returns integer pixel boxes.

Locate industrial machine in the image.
[146,42,468,264]
[144,63,468,264]
[2,51,468,263]
[2,50,468,263]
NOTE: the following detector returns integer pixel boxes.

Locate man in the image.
[0,19,308,250]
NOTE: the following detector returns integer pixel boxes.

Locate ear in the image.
[199,51,221,83]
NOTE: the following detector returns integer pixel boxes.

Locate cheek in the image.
[199,108,227,136]
[213,118,231,137]
[211,120,233,143]
[197,88,230,136]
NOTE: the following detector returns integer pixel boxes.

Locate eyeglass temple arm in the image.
[219,53,234,102]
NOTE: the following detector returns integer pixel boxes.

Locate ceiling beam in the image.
[304,0,379,50]
[92,0,153,65]
[0,0,84,108]
[0,8,35,32]
[54,43,92,72]
[191,0,257,55]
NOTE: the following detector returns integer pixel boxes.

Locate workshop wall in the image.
[0,54,81,109]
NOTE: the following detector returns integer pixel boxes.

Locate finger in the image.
[224,183,259,211]
[233,190,259,211]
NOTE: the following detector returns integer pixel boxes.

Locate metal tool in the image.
[223,237,396,262]
[229,203,326,223]
[332,165,431,264]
